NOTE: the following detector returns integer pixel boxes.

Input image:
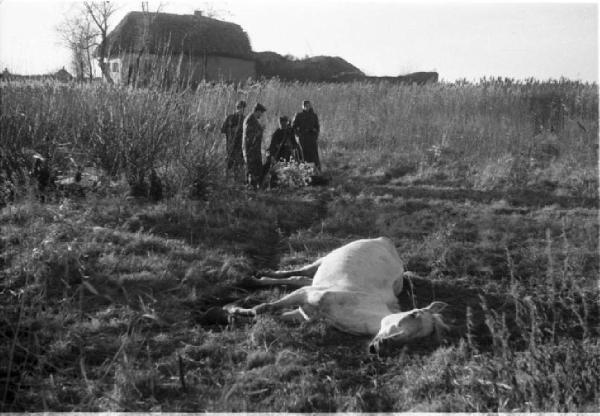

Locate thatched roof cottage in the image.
[53,68,74,82]
[103,11,255,85]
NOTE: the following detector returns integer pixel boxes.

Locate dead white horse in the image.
[227,237,449,353]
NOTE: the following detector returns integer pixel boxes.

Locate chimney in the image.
[194,10,202,17]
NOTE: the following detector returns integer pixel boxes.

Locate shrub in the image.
[271,161,316,189]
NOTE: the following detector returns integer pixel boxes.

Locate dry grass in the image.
[1,77,598,411]
[2,77,597,197]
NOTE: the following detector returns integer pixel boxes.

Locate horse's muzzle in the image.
[368,339,383,355]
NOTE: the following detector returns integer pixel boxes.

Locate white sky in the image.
[0,0,598,82]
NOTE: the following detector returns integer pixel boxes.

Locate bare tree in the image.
[57,1,116,82]
[83,1,117,84]
[57,14,96,81]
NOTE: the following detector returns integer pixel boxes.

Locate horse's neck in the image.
[315,290,395,336]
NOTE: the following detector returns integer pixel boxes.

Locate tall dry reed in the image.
[1,77,597,195]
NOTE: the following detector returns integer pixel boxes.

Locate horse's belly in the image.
[312,237,403,291]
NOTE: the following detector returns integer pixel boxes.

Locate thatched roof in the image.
[0,68,73,82]
[104,11,253,60]
[54,68,73,81]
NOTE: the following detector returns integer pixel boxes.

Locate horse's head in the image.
[368,301,449,354]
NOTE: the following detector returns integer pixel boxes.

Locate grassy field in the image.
[1,78,599,411]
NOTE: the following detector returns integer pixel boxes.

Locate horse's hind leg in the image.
[247,259,321,287]
[262,258,322,279]
[252,275,313,288]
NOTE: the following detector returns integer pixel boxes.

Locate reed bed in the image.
[1,77,597,196]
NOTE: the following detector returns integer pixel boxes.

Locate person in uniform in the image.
[266,116,300,164]
[220,100,247,181]
[242,103,267,188]
[261,116,301,187]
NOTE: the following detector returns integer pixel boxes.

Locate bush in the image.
[271,161,316,189]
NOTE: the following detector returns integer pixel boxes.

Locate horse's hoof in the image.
[237,276,260,288]
[198,307,229,325]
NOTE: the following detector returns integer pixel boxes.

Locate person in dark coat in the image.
[30,154,52,202]
[292,100,321,171]
[266,116,300,164]
[221,100,247,181]
[242,103,267,188]
[261,116,301,187]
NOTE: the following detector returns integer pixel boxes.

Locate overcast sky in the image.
[0,0,597,82]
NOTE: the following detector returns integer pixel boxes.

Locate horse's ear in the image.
[426,301,448,313]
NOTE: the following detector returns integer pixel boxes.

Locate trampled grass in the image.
[1,77,599,411]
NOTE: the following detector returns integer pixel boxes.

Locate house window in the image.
[111,62,119,72]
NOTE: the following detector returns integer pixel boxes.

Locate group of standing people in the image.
[221,99,321,188]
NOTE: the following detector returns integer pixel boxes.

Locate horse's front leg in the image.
[226,287,312,316]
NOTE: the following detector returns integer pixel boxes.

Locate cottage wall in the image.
[205,56,255,82]
[110,53,255,85]
[108,58,123,84]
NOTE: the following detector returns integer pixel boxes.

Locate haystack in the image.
[254,51,364,82]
